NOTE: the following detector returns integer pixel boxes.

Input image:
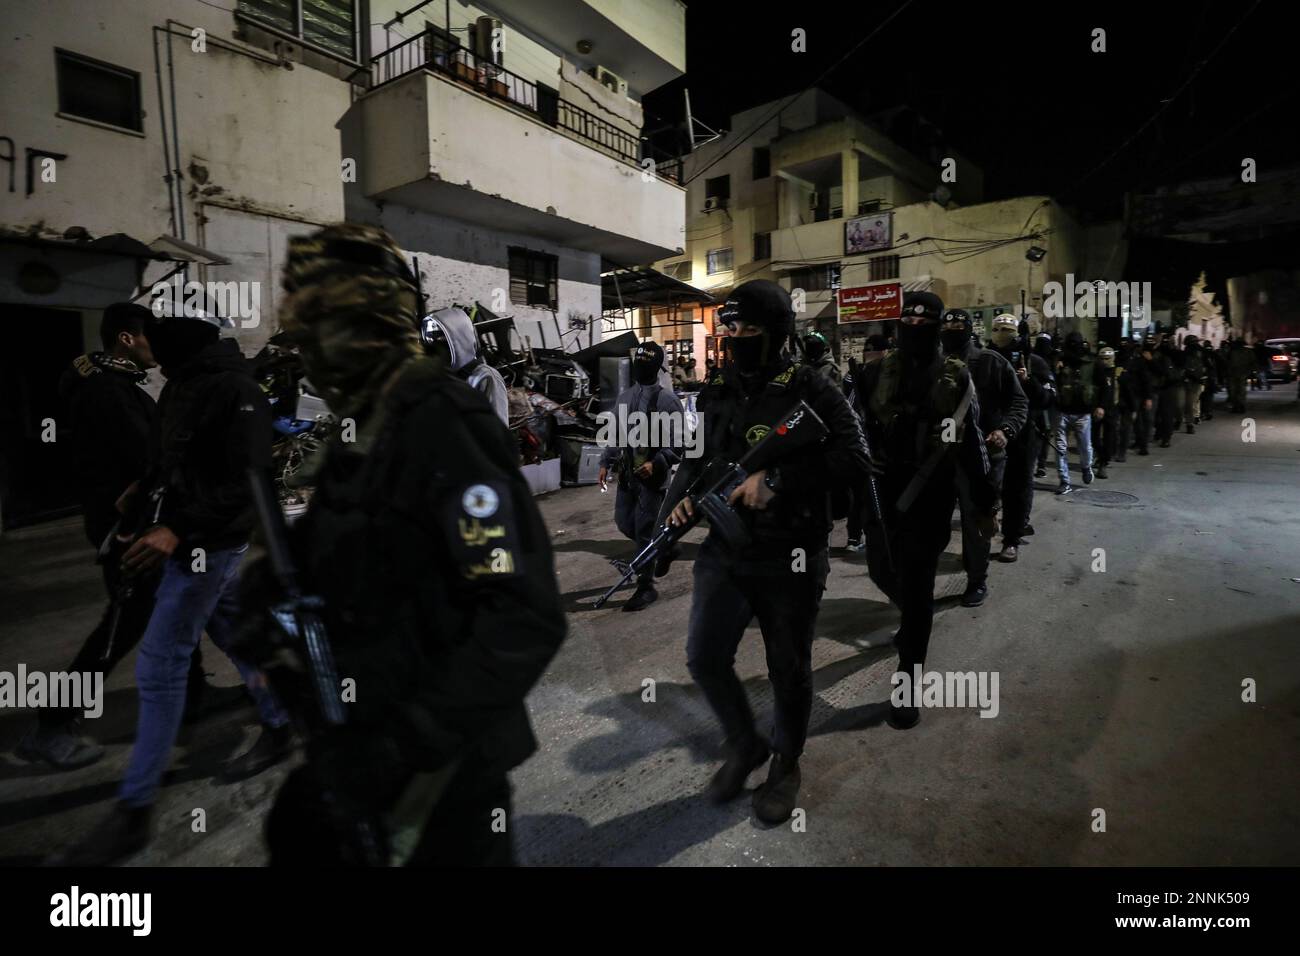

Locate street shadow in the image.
[566,645,891,777]
[516,793,748,866]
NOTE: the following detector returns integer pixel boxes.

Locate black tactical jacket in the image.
[856,349,997,514]
[59,353,157,547]
[958,340,1029,441]
[147,338,270,552]
[259,357,566,783]
[665,358,870,566]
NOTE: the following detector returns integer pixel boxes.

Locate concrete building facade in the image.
[0,0,686,528]
[644,89,1124,371]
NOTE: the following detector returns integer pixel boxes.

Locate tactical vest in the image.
[869,350,968,454]
[1057,357,1098,409]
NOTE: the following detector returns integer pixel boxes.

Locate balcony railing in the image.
[366,28,683,185]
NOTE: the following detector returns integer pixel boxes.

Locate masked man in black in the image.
[855,292,999,728]
[939,309,1026,601]
[598,340,684,611]
[243,224,566,865]
[663,280,870,825]
[986,313,1052,560]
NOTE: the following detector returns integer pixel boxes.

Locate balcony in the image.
[351,30,685,263]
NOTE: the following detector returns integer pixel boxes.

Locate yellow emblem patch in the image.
[745,424,771,446]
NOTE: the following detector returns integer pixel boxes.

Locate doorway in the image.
[0,305,86,529]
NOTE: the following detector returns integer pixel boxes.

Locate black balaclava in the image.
[718,280,795,378]
[898,291,944,359]
[803,333,828,362]
[631,341,664,386]
[148,318,220,373]
[940,309,973,355]
[1063,331,1086,367]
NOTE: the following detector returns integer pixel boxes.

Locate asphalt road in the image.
[1,387,1297,866]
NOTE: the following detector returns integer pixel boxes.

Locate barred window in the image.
[238,0,358,60]
[509,247,558,310]
[787,265,840,292]
[869,255,900,281]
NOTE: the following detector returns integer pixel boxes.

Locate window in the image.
[754,232,771,261]
[869,255,900,281]
[508,247,558,309]
[665,260,693,281]
[706,248,734,275]
[752,147,771,180]
[787,265,840,293]
[705,175,731,203]
[237,0,358,60]
[55,50,142,132]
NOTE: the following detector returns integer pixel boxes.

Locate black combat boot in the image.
[622,576,658,612]
[888,701,921,730]
[752,754,801,825]
[705,736,770,804]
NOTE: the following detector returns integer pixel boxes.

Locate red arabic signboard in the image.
[838,283,901,323]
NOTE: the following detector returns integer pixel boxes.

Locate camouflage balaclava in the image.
[278,223,424,424]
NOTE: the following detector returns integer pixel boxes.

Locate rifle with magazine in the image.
[594,401,828,608]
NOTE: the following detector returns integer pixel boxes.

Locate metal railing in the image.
[367,28,682,184]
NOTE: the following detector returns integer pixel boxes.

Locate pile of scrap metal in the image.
[441,302,609,484]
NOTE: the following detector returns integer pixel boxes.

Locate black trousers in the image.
[867,478,957,676]
[615,478,665,582]
[686,539,828,760]
[957,452,1002,587]
[1200,386,1215,419]
[40,552,185,729]
[1092,408,1116,465]
[1001,431,1036,546]
[1155,388,1178,440]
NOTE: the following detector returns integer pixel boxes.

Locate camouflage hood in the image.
[277,223,424,423]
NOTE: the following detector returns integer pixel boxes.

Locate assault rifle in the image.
[593,401,828,608]
[247,467,384,866]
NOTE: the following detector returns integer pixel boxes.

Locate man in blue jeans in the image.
[55,298,291,866]
[1053,332,1106,495]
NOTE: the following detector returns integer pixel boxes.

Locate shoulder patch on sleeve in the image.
[439,480,524,580]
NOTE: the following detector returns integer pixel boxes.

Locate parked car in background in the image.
[1265,338,1300,382]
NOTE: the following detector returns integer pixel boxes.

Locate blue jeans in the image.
[1056,413,1093,486]
[120,544,288,808]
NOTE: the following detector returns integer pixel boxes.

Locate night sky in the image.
[643,0,1294,222]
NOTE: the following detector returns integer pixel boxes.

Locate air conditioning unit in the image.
[595,65,628,97]
[704,196,727,212]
